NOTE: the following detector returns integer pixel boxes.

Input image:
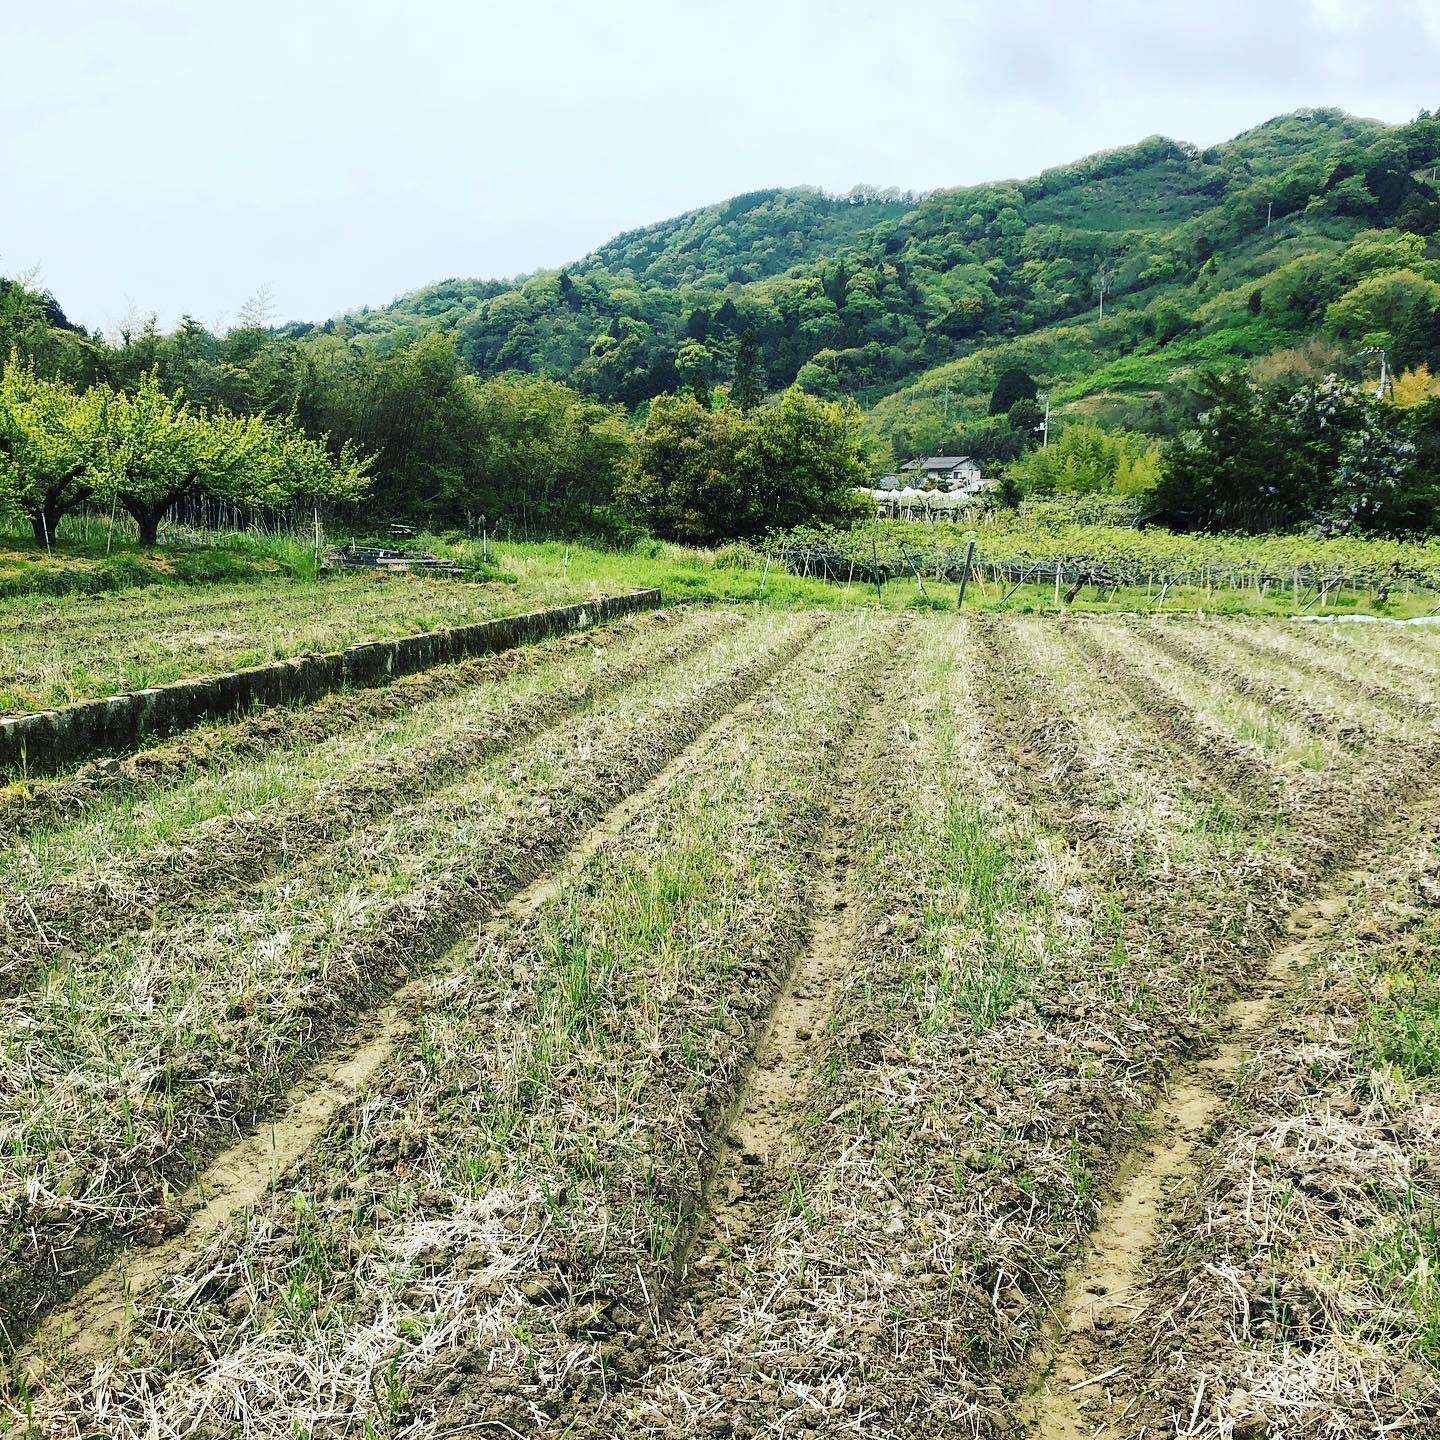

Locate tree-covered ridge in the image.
[339,187,913,352]
[327,108,1436,422]
[573,185,918,288]
[5,104,1439,549]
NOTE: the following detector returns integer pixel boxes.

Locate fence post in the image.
[900,543,928,599]
[956,538,977,611]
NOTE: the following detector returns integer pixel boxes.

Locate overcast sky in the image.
[4,0,1437,334]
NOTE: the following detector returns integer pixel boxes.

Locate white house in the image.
[898,455,988,495]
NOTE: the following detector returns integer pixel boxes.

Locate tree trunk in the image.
[123,497,170,547]
[28,501,64,548]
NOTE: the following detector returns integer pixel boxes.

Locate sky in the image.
[3,0,1438,334]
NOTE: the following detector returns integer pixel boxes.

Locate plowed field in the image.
[4,610,1438,1439]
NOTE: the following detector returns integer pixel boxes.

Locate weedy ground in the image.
[0,569,608,715]
[1,608,1438,1439]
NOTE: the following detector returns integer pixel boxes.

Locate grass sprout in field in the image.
[0,569,614,715]
[11,616,895,1437]
[0,608,742,970]
[1130,837,1440,1436]
[0,611,812,1328]
[5,611,1440,1440]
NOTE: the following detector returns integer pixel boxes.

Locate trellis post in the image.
[956,538,977,612]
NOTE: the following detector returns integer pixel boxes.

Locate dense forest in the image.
[340,108,1440,436]
[4,106,1440,546]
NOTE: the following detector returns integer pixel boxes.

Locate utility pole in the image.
[1266,200,1273,228]
[943,383,950,427]
[1094,265,1116,324]
[1039,391,1051,448]
[1360,345,1392,401]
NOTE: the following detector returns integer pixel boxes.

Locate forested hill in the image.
[333,106,1440,437]
[340,186,916,374]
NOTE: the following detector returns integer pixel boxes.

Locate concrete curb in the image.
[1,589,662,779]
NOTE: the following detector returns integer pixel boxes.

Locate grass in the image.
[0,569,585,715]
[6,609,1440,1438]
[1357,903,1440,1082]
[0,614,808,1318]
[0,515,326,599]
[6,615,882,1434]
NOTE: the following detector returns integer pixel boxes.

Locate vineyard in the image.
[1,600,1438,1438]
[776,521,1440,613]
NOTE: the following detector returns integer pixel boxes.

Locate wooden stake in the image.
[956,537,977,611]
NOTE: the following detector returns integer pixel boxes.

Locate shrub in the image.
[713,541,765,569]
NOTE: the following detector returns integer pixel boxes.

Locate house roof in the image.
[900,455,974,470]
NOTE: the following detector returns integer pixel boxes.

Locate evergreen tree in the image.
[732,330,763,412]
[989,366,1037,416]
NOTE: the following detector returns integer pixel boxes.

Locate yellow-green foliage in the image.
[1008,423,1163,499]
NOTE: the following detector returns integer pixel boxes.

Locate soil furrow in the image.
[1225,624,1440,721]
[14,650,780,1379]
[967,617,1104,829]
[0,613,826,1341]
[672,641,898,1290]
[1065,623,1287,810]
[0,607,718,846]
[1141,625,1388,749]
[0,608,736,986]
[14,616,901,1440]
[1014,793,1440,1440]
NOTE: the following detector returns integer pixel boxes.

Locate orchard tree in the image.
[101,371,242,544]
[102,371,369,543]
[0,358,109,545]
[439,373,630,537]
[619,386,868,544]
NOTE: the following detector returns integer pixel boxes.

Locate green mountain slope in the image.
[337,107,1439,433]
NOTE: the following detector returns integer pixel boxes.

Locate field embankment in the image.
[0,590,661,777]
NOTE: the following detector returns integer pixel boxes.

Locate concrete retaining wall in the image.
[1,589,662,779]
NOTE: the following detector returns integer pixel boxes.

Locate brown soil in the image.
[1066,621,1286,809]
[1014,781,1440,1440]
[418,622,908,1438]
[16,680,770,1379]
[1224,625,1437,722]
[680,727,869,1288]
[0,606,719,848]
[1016,886,1353,1439]
[966,617,1106,830]
[0,614,827,1342]
[0,608,737,989]
[1140,625,1386,747]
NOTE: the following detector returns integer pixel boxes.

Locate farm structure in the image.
[1,606,1438,1439]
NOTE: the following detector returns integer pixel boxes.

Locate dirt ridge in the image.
[0,614,827,1343]
[14,647,789,1379]
[1015,790,1440,1439]
[0,607,738,988]
[0,607,725,847]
